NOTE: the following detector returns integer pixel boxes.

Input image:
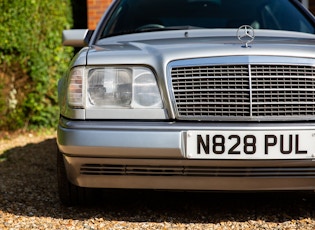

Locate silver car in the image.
[58,0,315,205]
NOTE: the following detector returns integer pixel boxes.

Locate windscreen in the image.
[100,0,315,38]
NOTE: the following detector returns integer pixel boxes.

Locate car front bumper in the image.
[57,117,315,191]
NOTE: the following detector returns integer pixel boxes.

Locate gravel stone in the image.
[0,131,315,229]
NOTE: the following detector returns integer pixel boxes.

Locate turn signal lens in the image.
[68,67,84,108]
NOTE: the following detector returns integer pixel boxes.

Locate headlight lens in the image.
[88,68,132,107]
[133,70,163,107]
[67,66,163,109]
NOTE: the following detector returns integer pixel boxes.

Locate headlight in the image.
[67,66,163,109]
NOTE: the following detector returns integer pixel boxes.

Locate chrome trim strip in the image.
[168,56,315,67]
[248,63,253,117]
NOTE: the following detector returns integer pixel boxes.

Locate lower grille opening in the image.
[80,164,315,177]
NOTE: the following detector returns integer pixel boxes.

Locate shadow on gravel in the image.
[0,138,315,224]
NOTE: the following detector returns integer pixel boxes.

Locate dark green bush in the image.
[0,0,73,130]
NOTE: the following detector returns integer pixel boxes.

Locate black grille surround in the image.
[170,59,315,121]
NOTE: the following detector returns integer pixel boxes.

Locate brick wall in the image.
[309,2,315,15]
[87,0,113,29]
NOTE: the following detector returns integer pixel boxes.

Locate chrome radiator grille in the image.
[171,63,315,120]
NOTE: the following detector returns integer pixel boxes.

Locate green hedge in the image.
[0,0,73,130]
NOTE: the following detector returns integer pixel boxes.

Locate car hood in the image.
[83,29,315,66]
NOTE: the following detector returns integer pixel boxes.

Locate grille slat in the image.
[171,63,315,120]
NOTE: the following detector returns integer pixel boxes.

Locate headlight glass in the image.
[133,69,163,108]
[86,66,162,108]
[88,68,132,107]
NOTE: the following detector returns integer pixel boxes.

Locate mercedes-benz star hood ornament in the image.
[237,25,255,48]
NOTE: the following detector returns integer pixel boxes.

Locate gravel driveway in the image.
[0,131,315,229]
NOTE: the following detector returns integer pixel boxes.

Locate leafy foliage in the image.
[0,0,73,130]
